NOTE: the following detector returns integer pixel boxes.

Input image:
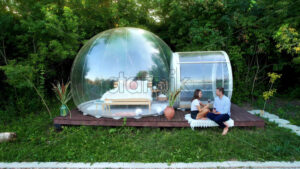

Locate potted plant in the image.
[52,81,72,118]
[164,89,181,120]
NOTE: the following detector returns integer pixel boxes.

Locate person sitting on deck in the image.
[207,87,231,135]
[190,89,210,120]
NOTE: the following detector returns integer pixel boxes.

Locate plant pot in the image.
[60,104,69,117]
[164,106,175,120]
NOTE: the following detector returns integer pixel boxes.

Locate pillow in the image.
[128,80,138,90]
[126,80,139,92]
[124,80,150,93]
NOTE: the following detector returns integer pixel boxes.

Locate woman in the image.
[190,89,210,120]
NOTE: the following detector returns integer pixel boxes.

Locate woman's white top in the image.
[191,99,201,111]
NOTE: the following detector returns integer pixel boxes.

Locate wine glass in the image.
[208,99,212,110]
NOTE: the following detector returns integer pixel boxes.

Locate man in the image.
[207,87,231,135]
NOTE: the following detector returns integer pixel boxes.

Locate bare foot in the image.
[200,117,207,120]
[224,122,229,127]
[222,127,229,135]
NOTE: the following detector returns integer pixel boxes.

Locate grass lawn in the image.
[0,108,299,162]
[250,97,300,126]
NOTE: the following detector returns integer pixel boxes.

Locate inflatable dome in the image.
[169,51,233,108]
[71,27,172,119]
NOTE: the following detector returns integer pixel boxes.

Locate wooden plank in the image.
[54,119,190,127]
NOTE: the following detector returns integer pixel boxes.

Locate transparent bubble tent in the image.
[71,27,233,119]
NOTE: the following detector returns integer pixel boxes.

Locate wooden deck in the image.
[53,104,265,128]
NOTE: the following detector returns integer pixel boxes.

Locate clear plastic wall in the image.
[170,51,233,108]
[71,27,172,119]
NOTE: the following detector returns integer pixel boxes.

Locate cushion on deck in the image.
[184,114,234,130]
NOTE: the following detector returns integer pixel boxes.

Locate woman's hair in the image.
[191,89,201,101]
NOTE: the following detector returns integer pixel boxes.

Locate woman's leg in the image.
[191,111,199,119]
[196,108,210,119]
[202,108,210,119]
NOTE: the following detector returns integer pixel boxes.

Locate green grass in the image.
[253,97,300,126]
[0,109,299,162]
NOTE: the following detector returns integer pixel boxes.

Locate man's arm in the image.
[200,102,209,107]
[214,110,221,114]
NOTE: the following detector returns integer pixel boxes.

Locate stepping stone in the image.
[269,118,290,125]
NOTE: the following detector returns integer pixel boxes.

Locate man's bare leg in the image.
[222,122,229,135]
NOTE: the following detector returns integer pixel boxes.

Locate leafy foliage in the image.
[0,60,34,88]
[168,89,181,107]
[51,81,72,105]
[274,24,300,64]
[0,0,300,117]
[0,0,299,162]
[262,72,282,113]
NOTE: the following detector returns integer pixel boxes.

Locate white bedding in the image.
[100,80,152,101]
[185,114,234,130]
